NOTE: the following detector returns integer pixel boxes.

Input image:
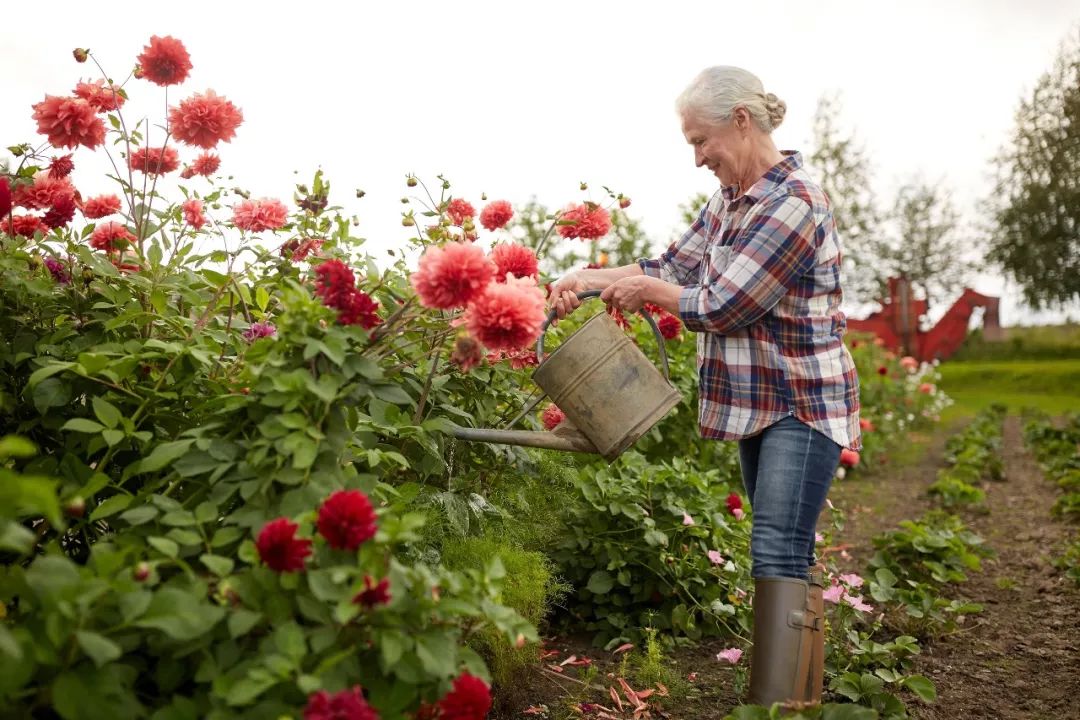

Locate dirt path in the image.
[905,417,1080,720]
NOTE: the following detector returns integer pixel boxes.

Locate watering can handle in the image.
[536,290,672,380]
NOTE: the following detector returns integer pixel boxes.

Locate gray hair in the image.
[676,66,787,133]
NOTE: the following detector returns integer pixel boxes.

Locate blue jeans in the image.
[738,416,841,580]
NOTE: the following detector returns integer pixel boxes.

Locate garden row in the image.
[1021,411,1080,585]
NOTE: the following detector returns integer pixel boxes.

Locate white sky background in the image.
[4,0,1080,326]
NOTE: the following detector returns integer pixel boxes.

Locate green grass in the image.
[937,359,1080,421]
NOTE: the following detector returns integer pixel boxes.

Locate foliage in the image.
[1022,410,1080,584]
[952,324,1080,362]
[987,26,1080,308]
[928,404,1006,507]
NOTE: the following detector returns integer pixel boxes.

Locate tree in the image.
[807,92,885,304]
[987,27,1080,308]
[881,178,970,315]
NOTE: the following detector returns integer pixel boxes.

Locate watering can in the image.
[448,291,682,462]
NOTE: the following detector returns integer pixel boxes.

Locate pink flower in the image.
[411,242,495,310]
[487,347,539,369]
[557,203,611,240]
[15,175,74,210]
[90,221,136,251]
[716,648,743,664]
[822,584,845,604]
[732,508,745,521]
[31,96,105,149]
[707,550,724,565]
[137,35,193,87]
[682,513,694,526]
[446,198,476,225]
[815,532,825,543]
[843,594,874,613]
[242,322,276,342]
[48,154,75,179]
[255,518,312,573]
[900,356,919,372]
[489,242,539,282]
[919,383,935,394]
[129,146,180,175]
[859,418,875,432]
[1,215,46,237]
[464,275,546,352]
[232,198,288,232]
[839,573,864,588]
[317,490,378,551]
[169,90,244,149]
[73,79,125,112]
[44,257,70,284]
[542,404,566,430]
[192,152,221,176]
[83,194,122,219]
[839,448,860,468]
[479,200,513,231]
[182,198,206,229]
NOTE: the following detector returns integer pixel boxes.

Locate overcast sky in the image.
[4,0,1079,325]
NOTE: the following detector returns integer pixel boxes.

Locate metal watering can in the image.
[449,291,682,462]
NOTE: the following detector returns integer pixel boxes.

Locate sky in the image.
[3,0,1079,326]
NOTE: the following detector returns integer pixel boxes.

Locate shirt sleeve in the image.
[678,194,817,335]
[637,202,712,285]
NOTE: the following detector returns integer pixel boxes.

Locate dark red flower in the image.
[255,517,312,572]
[657,312,682,340]
[314,259,356,306]
[446,198,475,225]
[336,289,381,329]
[607,305,631,330]
[876,366,887,376]
[303,686,379,720]
[48,154,75,179]
[137,35,193,87]
[43,193,77,229]
[437,672,491,720]
[0,178,11,217]
[317,490,378,551]
[352,575,391,609]
[44,257,70,283]
[726,492,743,515]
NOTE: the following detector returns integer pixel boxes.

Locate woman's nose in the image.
[694,147,706,167]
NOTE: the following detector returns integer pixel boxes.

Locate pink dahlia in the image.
[129,146,180,175]
[464,275,546,352]
[182,198,206,229]
[73,79,125,112]
[232,198,288,232]
[410,241,495,310]
[446,198,475,225]
[557,203,611,240]
[168,90,243,149]
[489,242,538,282]
[479,200,513,231]
[31,96,105,149]
[191,152,220,176]
[136,35,193,86]
[82,194,122,219]
[89,221,136,251]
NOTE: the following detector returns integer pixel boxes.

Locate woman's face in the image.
[681,110,749,187]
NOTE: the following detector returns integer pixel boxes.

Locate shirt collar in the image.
[721,151,803,204]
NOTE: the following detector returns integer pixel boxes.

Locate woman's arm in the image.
[549,264,644,319]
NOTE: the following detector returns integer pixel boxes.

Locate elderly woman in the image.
[550,66,861,707]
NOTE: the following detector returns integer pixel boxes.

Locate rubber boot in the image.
[748,575,820,707]
[801,564,826,703]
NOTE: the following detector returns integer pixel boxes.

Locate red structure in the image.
[847,277,1002,361]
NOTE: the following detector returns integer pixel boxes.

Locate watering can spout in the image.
[447,423,601,455]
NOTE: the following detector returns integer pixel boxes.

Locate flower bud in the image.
[401,216,415,227]
[407,177,418,187]
[579,182,588,191]
[355,189,366,199]
[133,65,144,79]
[133,562,151,582]
[73,48,89,63]
[619,196,631,209]
[400,197,409,204]
[461,218,475,233]
[64,496,86,518]
[515,633,527,649]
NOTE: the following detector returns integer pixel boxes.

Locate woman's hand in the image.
[549,272,588,320]
[599,276,655,314]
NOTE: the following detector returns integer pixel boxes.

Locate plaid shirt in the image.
[640,152,861,449]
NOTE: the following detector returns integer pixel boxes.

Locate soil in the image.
[493,416,1080,719]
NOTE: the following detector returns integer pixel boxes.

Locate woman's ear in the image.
[733,106,751,131]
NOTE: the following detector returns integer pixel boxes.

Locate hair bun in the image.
[764,92,787,129]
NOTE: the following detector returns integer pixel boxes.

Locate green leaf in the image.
[822,705,879,720]
[149,537,179,558]
[119,505,158,525]
[102,429,125,447]
[137,440,195,474]
[33,377,71,414]
[90,495,132,520]
[61,418,106,434]
[200,554,234,577]
[414,632,456,676]
[372,384,412,405]
[903,674,937,702]
[0,435,37,458]
[27,362,74,388]
[587,570,615,595]
[255,286,269,311]
[228,609,262,639]
[91,397,122,429]
[75,630,122,668]
[378,629,408,667]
